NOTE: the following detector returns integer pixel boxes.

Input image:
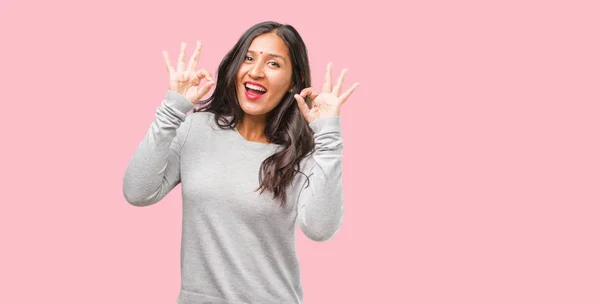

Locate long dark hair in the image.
[194,21,314,207]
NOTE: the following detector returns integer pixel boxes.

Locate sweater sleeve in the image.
[296,116,345,242]
[122,90,195,206]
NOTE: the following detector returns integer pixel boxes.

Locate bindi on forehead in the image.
[247,50,286,62]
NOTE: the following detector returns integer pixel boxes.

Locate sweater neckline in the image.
[232,126,279,149]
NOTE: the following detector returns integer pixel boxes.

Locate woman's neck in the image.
[236,114,269,143]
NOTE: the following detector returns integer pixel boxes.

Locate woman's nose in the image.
[248,62,265,79]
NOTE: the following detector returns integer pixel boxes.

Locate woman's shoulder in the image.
[188,110,215,121]
[187,110,222,131]
[298,152,317,175]
[285,153,316,194]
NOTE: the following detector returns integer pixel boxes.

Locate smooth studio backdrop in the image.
[1,0,599,303]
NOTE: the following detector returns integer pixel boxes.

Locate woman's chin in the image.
[240,103,268,116]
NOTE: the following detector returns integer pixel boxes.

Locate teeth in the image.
[245,83,266,92]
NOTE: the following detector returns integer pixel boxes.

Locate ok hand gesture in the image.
[162,41,215,104]
[294,63,360,123]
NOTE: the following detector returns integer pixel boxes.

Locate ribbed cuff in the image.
[165,90,195,114]
[309,116,342,134]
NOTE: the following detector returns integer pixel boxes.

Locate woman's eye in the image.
[245,56,253,61]
[269,61,280,68]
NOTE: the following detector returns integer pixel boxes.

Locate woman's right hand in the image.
[162,41,215,104]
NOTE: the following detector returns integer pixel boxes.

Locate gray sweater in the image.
[123,90,344,304]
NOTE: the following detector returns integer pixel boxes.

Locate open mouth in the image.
[244,82,267,100]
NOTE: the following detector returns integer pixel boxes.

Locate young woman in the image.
[123,21,359,304]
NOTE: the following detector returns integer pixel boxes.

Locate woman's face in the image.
[236,32,293,119]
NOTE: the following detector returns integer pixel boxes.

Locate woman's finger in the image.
[187,40,202,71]
[294,94,312,122]
[162,51,173,73]
[177,42,187,72]
[194,68,213,82]
[322,62,333,93]
[339,82,360,105]
[332,68,348,97]
[196,80,216,100]
[299,87,319,103]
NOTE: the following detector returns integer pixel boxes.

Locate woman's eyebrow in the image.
[247,50,286,62]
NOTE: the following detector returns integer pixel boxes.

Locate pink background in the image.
[1,0,599,303]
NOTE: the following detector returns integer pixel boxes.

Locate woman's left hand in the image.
[294,62,360,124]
